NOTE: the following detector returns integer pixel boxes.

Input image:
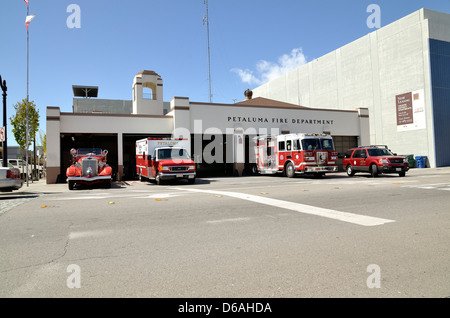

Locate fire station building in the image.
[46,70,369,183]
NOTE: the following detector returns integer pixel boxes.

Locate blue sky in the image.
[1,0,449,147]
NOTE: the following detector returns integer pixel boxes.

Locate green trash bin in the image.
[402,154,415,168]
[407,155,415,168]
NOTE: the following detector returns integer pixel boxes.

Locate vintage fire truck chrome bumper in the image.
[304,166,338,173]
[67,176,112,182]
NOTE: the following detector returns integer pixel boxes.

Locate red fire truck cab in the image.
[254,133,338,178]
[136,138,196,185]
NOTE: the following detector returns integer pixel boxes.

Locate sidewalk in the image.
[14,177,66,195]
[405,166,450,176]
[14,177,129,194]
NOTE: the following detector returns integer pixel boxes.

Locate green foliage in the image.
[39,130,46,156]
[10,98,40,151]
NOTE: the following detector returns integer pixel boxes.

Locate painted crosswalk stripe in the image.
[177,188,395,227]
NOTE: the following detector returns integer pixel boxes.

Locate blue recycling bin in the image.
[415,156,427,168]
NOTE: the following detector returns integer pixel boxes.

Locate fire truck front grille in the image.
[389,158,403,164]
[170,166,188,172]
[81,157,98,177]
[316,152,328,166]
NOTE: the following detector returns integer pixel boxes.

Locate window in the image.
[345,150,354,158]
[353,150,363,158]
[278,141,285,151]
[143,87,154,100]
[301,139,319,151]
[157,148,190,160]
[367,148,393,156]
[320,138,334,150]
[286,140,292,151]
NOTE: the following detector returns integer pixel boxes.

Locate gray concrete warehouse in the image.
[252,8,450,168]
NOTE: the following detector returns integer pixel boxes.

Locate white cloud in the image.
[232,47,307,86]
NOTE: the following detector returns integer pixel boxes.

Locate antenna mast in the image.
[203,0,212,103]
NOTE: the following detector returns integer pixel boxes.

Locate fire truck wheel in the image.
[105,180,111,188]
[370,164,379,178]
[251,164,258,175]
[156,174,162,185]
[285,162,295,178]
[68,180,75,190]
[346,165,355,177]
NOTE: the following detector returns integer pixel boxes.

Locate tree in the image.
[39,130,46,157]
[10,98,40,155]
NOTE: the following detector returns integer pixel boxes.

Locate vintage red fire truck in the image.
[136,138,196,185]
[66,148,113,190]
[254,133,338,178]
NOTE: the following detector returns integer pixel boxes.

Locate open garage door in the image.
[122,134,170,181]
[60,133,118,182]
[332,136,358,171]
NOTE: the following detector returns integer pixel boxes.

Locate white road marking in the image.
[402,182,450,191]
[69,230,114,239]
[206,217,251,224]
[137,193,186,199]
[177,188,395,227]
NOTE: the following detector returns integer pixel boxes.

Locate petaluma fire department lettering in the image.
[227,116,269,123]
[227,116,334,125]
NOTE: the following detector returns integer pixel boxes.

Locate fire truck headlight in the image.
[380,159,389,164]
[158,166,170,172]
[188,165,195,170]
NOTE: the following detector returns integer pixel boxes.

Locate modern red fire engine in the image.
[136,137,196,185]
[254,133,338,177]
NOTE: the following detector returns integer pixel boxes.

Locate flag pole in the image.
[26,2,29,186]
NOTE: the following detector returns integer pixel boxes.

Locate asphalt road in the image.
[1,167,449,298]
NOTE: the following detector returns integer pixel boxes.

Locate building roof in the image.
[137,70,161,77]
[235,97,310,109]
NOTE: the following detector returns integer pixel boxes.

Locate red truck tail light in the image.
[7,169,19,179]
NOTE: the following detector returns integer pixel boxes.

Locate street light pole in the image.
[0,75,7,167]
[25,3,30,186]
